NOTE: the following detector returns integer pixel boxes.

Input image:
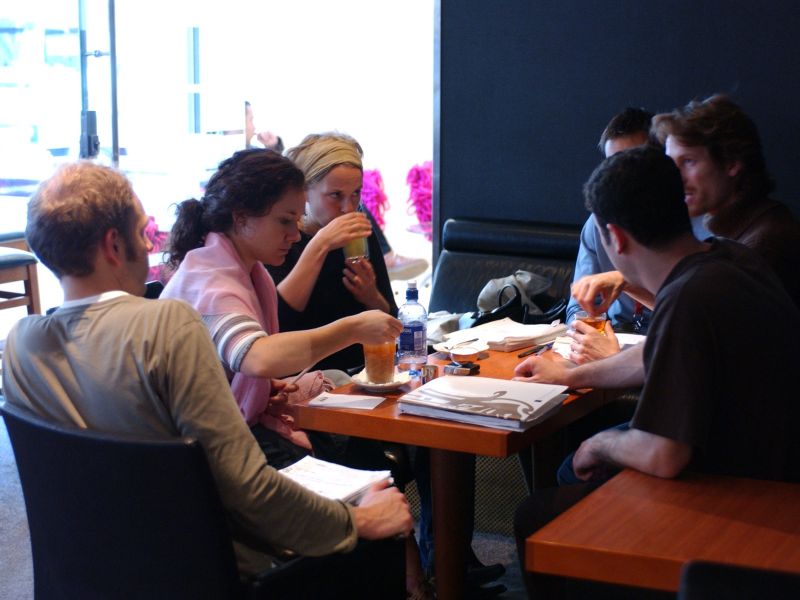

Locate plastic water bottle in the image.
[397,280,428,375]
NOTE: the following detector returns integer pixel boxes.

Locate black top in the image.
[632,239,800,482]
[706,197,800,309]
[267,231,397,372]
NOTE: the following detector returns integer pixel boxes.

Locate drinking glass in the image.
[362,341,396,383]
[343,236,368,263]
[574,310,607,333]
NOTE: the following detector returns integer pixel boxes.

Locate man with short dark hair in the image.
[596,106,653,156]
[2,161,412,593]
[565,108,654,364]
[514,145,800,597]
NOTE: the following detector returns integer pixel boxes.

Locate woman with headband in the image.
[161,148,403,470]
[269,133,434,599]
[267,132,397,373]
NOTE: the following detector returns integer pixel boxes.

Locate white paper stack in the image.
[279,456,392,504]
[398,375,568,431]
[441,318,567,352]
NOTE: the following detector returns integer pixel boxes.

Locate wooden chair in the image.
[0,247,41,315]
[0,231,30,251]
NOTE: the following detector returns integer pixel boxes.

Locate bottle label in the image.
[399,323,425,353]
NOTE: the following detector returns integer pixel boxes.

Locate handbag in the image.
[470,284,525,327]
[466,271,568,328]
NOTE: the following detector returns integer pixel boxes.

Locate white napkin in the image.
[308,393,385,410]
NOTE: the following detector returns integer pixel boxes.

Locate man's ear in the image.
[100,228,123,266]
[606,223,628,255]
[727,160,743,178]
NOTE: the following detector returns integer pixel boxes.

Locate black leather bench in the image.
[429,218,581,316]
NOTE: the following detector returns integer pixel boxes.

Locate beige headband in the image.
[288,134,363,185]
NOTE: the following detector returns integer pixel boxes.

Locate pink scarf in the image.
[162,232,320,449]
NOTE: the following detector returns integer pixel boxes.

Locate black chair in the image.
[1,402,406,600]
[1,401,245,599]
[144,279,165,299]
[678,560,800,600]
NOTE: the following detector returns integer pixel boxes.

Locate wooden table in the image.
[295,349,615,600]
[526,469,800,592]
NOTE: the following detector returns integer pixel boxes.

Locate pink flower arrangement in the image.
[361,169,389,229]
[406,161,432,239]
[144,216,169,282]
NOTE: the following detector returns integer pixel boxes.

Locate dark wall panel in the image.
[437,1,800,243]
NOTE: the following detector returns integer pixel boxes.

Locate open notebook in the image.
[279,456,391,504]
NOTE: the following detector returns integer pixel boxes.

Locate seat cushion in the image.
[0,231,26,243]
[0,247,37,269]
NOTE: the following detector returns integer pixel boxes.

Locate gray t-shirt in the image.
[1,293,357,574]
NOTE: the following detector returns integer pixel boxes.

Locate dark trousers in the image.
[250,537,406,599]
[250,424,393,473]
[514,481,602,598]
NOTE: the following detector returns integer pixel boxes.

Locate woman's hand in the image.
[266,379,299,418]
[312,212,372,254]
[343,258,390,312]
[350,310,403,345]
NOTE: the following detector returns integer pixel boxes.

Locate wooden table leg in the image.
[430,448,473,600]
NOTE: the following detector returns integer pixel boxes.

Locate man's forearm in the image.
[565,342,645,389]
[583,427,691,479]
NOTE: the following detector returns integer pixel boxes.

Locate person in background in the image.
[571,94,800,317]
[565,108,654,365]
[1,161,412,593]
[245,100,284,153]
[513,146,800,598]
[161,148,402,470]
[267,132,396,373]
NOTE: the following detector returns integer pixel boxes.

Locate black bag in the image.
[470,284,525,327]
[467,280,568,328]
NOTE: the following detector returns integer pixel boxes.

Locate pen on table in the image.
[517,342,553,358]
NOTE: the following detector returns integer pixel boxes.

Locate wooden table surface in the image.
[294,348,616,600]
[526,468,800,592]
[295,349,608,457]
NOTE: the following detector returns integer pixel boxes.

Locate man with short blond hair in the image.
[2,161,412,595]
